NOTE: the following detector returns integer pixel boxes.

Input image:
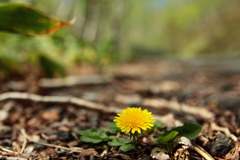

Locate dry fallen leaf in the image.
[41,108,60,121]
[79,148,98,157]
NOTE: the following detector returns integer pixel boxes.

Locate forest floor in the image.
[0,59,239,160]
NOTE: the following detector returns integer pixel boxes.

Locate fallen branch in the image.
[114,94,214,120]
[0,92,183,127]
[0,92,212,127]
[0,92,121,114]
[143,98,214,120]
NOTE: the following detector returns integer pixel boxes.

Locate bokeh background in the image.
[1,0,240,79]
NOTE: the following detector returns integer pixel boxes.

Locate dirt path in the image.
[0,59,239,159]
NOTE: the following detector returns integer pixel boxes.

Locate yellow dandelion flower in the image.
[114,107,156,134]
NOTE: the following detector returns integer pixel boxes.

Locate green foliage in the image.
[107,137,131,146]
[38,54,65,78]
[157,131,179,144]
[77,123,121,144]
[0,2,71,78]
[108,122,121,134]
[168,122,202,140]
[77,128,115,144]
[77,125,136,152]
[0,54,22,78]
[77,121,201,152]
[108,137,135,152]
[147,121,165,133]
[0,2,71,35]
[119,143,136,152]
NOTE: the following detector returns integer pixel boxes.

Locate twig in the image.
[210,122,238,141]
[15,125,82,152]
[0,92,212,126]
[20,133,27,154]
[0,92,121,114]
[0,92,174,126]
[0,146,30,158]
[0,156,28,160]
[143,98,214,120]
[192,142,214,160]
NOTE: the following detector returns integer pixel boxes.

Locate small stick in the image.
[0,92,121,114]
[0,92,214,129]
[211,122,238,141]
[20,134,27,154]
[0,146,30,158]
[192,142,214,160]
[0,156,28,160]
[143,98,214,120]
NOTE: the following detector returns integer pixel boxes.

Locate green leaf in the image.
[77,128,111,143]
[77,129,93,136]
[77,129,103,136]
[108,135,117,140]
[107,139,123,146]
[170,122,202,140]
[0,2,73,35]
[157,131,179,144]
[38,54,65,78]
[118,137,132,143]
[108,122,121,134]
[147,121,165,133]
[0,54,22,78]
[119,144,136,152]
[80,136,103,144]
[107,138,132,147]
[99,132,109,140]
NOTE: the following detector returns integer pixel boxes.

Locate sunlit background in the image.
[1,0,240,79]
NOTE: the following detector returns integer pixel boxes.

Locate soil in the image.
[0,59,239,160]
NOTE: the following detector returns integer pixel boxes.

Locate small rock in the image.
[0,139,12,146]
[56,150,69,157]
[208,134,233,157]
[32,142,47,152]
[57,130,74,141]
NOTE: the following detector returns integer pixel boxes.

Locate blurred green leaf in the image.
[119,143,135,152]
[157,131,178,144]
[96,40,114,55]
[77,129,103,137]
[80,136,103,144]
[147,121,165,133]
[38,54,65,78]
[107,137,132,147]
[118,137,132,144]
[0,2,72,35]
[77,128,112,144]
[0,54,22,78]
[170,122,202,140]
[107,139,123,146]
[108,122,121,134]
